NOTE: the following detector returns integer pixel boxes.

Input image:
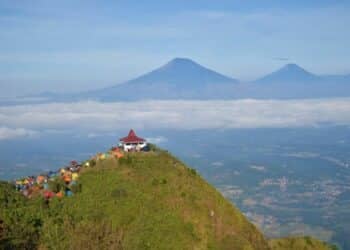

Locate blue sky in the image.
[0,0,349,96]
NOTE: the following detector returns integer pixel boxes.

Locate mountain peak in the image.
[256,63,318,84]
[125,57,238,87]
[163,57,207,70]
[168,57,197,64]
[87,57,239,101]
[284,63,301,69]
[281,63,309,72]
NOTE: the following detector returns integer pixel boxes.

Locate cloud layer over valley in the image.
[0,127,37,140]
[0,98,350,139]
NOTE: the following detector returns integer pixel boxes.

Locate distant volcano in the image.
[255,63,319,84]
[12,59,350,104]
[88,58,239,100]
[123,57,238,87]
[89,60,350,101]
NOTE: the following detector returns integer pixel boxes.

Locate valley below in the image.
[170,128,350,249]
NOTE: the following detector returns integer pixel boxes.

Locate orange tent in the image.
[56,191,64,198]
[63,172,72,183]
[36,175,45,184]
[113,151,124,159]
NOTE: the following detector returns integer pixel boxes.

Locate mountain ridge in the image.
[44,59,350,100]
[0,146,337,249]
[4,58,350,105]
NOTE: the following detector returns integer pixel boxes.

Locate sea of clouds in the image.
[1,98,350,140]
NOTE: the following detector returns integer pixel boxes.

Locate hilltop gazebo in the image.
[119,129,147,152]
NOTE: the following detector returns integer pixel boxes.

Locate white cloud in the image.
[250,165,266,172]
[212,161,224,167]
[0,98,350,136]
[145,136,168,144]
[0,127,37,140]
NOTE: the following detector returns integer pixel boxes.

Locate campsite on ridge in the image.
[0,131,337,250]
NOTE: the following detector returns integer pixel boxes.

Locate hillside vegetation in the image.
[269,237,337,250]
[0,148,336,250]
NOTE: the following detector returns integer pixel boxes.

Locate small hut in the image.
[119,129,147,152]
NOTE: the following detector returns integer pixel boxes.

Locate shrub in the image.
[89,159,96,167]
[152,178,159,186]
[188,168,197,176]
[70,183,82,194]
[119,155,133,165]
[48,179,66,193]
[147,143,159,152]
[111,188,127,199]
[304,236,313,246]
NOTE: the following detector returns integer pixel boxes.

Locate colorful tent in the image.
[43,190,55,199]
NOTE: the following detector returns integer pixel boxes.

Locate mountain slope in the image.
[255,64,319,84]
[269,237,337,250]
[84,58,239,101]
[8,59,350,104]
[0,148,337,249]
[245,64,350,99]
[255,63,350,85]
[322,74,350,84]
[1,149,268,249]
[126,58,237,87]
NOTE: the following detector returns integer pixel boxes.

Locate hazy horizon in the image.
[1,0,350,97]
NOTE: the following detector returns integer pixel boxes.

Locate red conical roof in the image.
[120,129,145,143]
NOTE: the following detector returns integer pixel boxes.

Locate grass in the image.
[0,148,336,250]
[52,150,269,249]
[269,236,337,250]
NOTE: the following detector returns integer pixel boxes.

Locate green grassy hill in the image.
[0,148,336,250]
[269,237,337,250]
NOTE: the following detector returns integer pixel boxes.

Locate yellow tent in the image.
[72,172,79,181]
[99,153,106,160]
